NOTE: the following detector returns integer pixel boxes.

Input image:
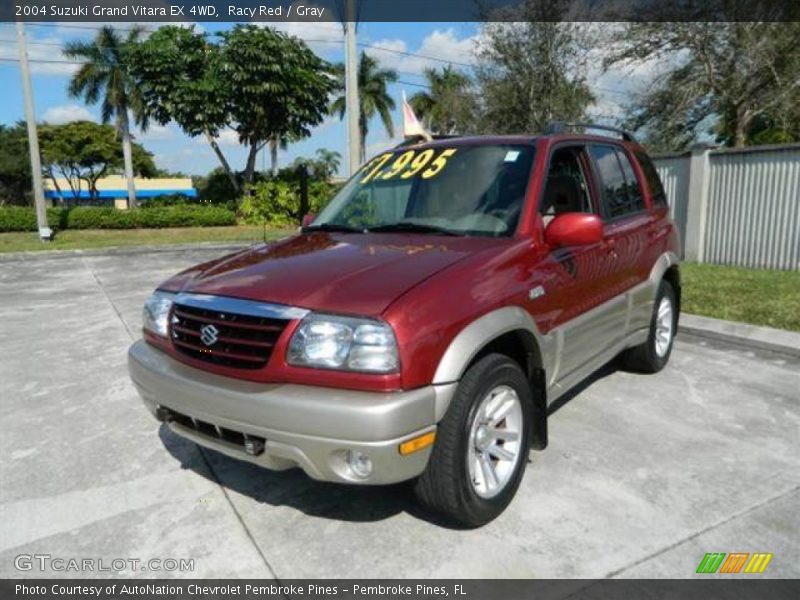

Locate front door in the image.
[531,144,624,381]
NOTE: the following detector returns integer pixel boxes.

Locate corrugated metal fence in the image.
[653,144,800,270]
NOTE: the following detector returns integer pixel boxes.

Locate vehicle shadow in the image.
[546,361,619,416]
[157,360,622,528]
[158,425,460,528]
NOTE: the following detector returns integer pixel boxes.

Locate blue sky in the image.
[0,21,650,177]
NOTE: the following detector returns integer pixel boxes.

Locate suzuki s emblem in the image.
[200,324,219,346]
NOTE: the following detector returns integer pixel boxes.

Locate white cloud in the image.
[0,33,78,76]
[5,22,205,79]
[363,38,407,70]
[215,129,241,147]
[194,128,241,147]
[584,23,682,123]
[365,29,478,77]
[41,105,94,124]
[135,123,175,142]
[397,29,478,74]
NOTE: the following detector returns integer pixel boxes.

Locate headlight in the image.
[287,314,399,373]
[142,290,176,337]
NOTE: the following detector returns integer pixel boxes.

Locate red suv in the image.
[129,123,681,527]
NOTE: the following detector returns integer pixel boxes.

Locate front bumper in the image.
[128,340,455,484]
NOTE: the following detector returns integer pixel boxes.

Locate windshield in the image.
[311,143,536,237]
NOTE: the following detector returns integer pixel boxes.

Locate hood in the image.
[167,232,508,316]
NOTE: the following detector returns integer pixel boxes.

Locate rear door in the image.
[587,143,651,338]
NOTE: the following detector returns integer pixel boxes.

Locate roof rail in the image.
[545,122,637,143]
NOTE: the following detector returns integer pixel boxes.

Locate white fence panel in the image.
[652,144,799,270]
[652,155,690,252]
[705,146,800,270]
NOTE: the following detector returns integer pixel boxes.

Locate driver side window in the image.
[539,146,595,224]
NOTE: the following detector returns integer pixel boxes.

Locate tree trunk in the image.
[204,130,240,193]
[734,106,752,148]
[240,144,261,199]
[359,130,366,164]
[119,115,137,209]
[270,138,278,177]
[46,170,64,204]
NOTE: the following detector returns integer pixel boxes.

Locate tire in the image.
[414,353,533,528]
[620,280,678,373]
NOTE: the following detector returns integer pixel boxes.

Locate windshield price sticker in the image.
[360,148,457,183]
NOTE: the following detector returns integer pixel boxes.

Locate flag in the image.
[402,91,432,141]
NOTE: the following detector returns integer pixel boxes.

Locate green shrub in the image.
[139,194,191,208]
[0,206,68,232]
[240,180,297,227]
[240,179,337,226]
[0,205,236,231]
[66,206,236,229]
[66,207,138,229]
[196,167,242,208]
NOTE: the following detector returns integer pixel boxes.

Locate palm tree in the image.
[315,148,341,179]
[64,26,147,208]
[330,52,397,163]
[409,65,475,134]
[267,134,288,177]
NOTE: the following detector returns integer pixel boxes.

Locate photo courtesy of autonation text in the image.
[1,0,799,598]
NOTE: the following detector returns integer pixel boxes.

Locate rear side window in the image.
[589,144,645,219]
[634,150,668,206]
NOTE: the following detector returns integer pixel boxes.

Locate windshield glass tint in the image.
[313,144,535,237]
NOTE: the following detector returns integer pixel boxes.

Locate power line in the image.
[0,56,436,91]
[358,42,474,68]
[14,22,153,34]
[13,21,478,68]
[0,56,630,97]
[1,26,631,97]
[397,80,430,89]
[0,37,65,47]
[0,57,82,65]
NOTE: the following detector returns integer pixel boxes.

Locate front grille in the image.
[170,302,289,369]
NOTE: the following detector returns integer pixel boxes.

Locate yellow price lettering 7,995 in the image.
[360,148,457,183]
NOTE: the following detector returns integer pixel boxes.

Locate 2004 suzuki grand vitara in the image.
[129,123,681,527]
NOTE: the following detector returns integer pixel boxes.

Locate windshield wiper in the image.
[367,222,464,236]
[303,223,365,233]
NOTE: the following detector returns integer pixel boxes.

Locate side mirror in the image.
[544,213,603,248]
[301,213,316,228]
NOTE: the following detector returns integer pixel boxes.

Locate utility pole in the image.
[16,21,51,241]
[344,0,360,176]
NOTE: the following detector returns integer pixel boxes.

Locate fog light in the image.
[346,450,373,478]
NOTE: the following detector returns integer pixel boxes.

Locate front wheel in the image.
[621,280,678,373]
[414,353,532,528]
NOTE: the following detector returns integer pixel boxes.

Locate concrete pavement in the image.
[1,247,798,579]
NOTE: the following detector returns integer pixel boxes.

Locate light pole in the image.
[16,21,51,241]
[344,0,360,176]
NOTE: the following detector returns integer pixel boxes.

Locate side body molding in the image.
[430,251,679,416]
[432,306,557,386]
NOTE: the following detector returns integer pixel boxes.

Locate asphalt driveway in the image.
[1,246,798,578]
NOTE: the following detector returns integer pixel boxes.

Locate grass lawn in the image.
[0,226,293,254]
[681,263,800,332]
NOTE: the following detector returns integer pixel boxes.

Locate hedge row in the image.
[0,206,237,232]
